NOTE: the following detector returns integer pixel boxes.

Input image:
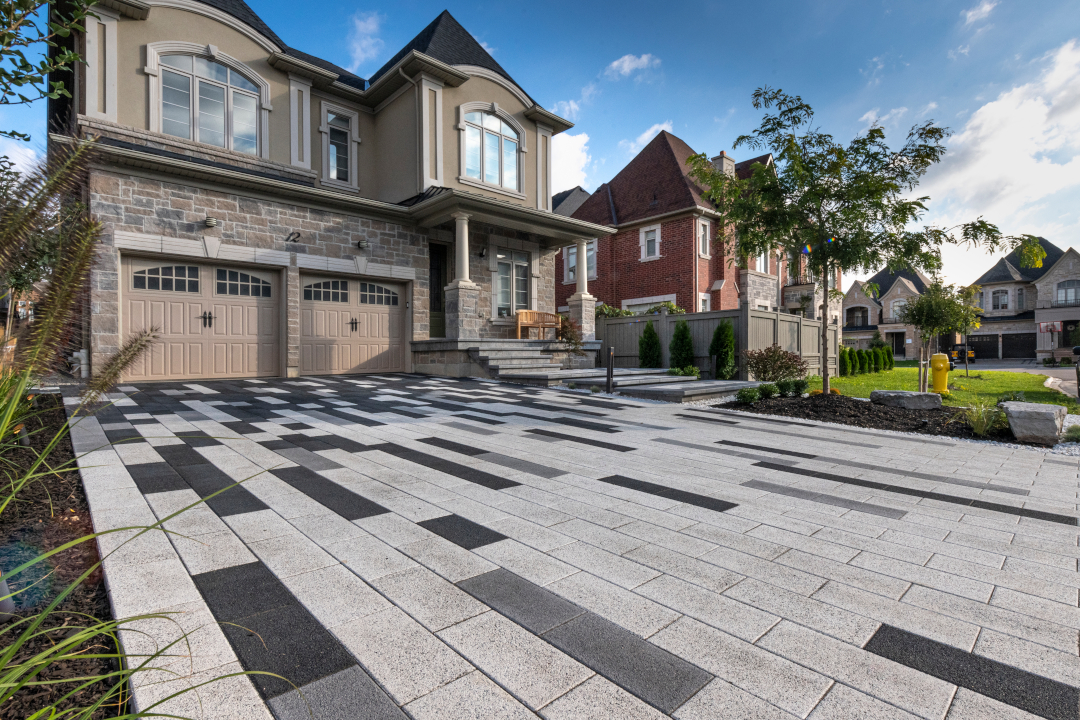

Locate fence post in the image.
[660,308,671,369]
[606,346,614,393]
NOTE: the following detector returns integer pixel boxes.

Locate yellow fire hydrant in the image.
[931,353,950,396]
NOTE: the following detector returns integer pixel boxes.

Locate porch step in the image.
[487,361,562,372]
[477,353,556,362]
[613,374,700,387]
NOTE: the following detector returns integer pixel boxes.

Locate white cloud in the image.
[604,54,660,79]
[919,102,939,117]
[347,12,384,73]
[859,106,909,128]
[948,45,971,60]
[552,83,598,121]
[916,40,1080,284]
[860,56,886,86]
[619,121,672,154]
[479,41,496,55]
[0,138,38,172]
[963,0,998,25]
[551,132,591,193]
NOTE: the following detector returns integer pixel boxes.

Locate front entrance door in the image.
[299,276,405,374]
[887,332,905,358]
[429,244,447,338]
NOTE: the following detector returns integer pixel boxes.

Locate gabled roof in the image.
[972,237,1064,285]
[552,187,590,217]
[864,267,933,298]
[368,10,522,94]
[282,46,366,90]
[845,280,882,307]
[196,0,285,48]
[734,153,772,180]
[572,131,707,226]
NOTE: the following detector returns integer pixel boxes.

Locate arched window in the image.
[216,269,271,297]
[1058,280,1080,305]
[160,54,260,154]
[132,265,200,292]
[463,110,520,191]
[992,289,1008,310]
[304,280,349,302]
[846,307,868,327]
[359,283,399,306]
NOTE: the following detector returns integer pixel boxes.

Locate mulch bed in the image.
[0,395,124,719]
[727,393,1016,442]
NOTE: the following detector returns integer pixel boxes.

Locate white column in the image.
[575,238,588,296]
[450,212,475,287]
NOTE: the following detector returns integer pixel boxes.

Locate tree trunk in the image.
[820,281,830,395]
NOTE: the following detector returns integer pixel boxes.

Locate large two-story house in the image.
[555,131,840,319]
[49,4,612,381]
[841,268,931,359]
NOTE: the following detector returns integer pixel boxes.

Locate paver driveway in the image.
[68,375,1080,719]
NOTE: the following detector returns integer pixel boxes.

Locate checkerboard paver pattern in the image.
[68,375,1080,719]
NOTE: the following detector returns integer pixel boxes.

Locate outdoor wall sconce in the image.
[479,247,487,258]
[285,232,301,243]
[356,238,368,249]
[204,217,219,228]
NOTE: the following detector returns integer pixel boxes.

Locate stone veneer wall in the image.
[741,270,779,311]
[86,168,431,373]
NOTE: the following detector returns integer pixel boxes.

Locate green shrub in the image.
[885,350,894,370]
[839,347,851,376]
[859,349,870,374]
[871,347,882,372]
[743,344,809,382]
[590,385,601,393]
[1061,357,1074,366]
[736,387,760,404]
[1063,424,1080,443]
[792,378,809,395]
[643,300,685,315]
[776,378,796,396]
[667,366,700,377]
[638,320,662,368]
[953,397,1007,437]
[1044,357,1057,366]
[670,319,695,369]
[758,383,779,399]
[567,382,577,389]
[595,304,635,318]
[710,320,736,380]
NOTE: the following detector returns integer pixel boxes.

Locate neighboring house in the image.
[970,237,1074,360]
[842,268,930,359]
[557,132,841,318]
[50,5,611,381]
[552,186,590,217]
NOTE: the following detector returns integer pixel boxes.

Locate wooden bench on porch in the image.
[516,310,561,340]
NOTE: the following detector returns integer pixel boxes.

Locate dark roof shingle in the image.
[972,237,1063,285]
[552,187,590,217]
[865,267,933,298]
[572,131,706,226]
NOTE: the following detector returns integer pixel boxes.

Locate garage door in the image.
[122,258,280,381]
[299,276,404,374]
[968,334,999,359]
[1002,333,1037,359]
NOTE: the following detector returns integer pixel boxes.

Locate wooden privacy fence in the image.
[595,308,839,380]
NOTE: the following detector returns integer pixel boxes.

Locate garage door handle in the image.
[198,312,215,328]
[349,318,358,332]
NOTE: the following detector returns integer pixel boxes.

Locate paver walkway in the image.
[67,375,1080,719]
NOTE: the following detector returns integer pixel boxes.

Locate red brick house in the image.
[557,131,840,319]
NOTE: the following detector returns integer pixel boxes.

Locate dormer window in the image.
[159,54,259,154]
[463,110,519,192]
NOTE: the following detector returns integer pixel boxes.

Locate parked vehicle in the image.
[950,344,975,363]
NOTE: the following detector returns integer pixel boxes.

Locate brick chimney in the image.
[711,151,736,177]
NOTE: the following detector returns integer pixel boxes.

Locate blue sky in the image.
[5,0,1079,288]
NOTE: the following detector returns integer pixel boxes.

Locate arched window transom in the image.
[1058,280,1080,305]
[216,269,271,297]
[359,283,399,306]
[463,110,520,192]
[991,289,1009,310]
[133,265,199,292]
[160,54,260,154]
[304,280,349,302]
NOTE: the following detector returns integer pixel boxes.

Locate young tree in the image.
[898,280,980,390]
[709,320,736,379]
[954,284,982,377]
[639,320,662,368]
[670,319,695,370]
[687,87,1043,395]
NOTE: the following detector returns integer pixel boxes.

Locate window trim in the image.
[639,224,662,261]
[697,219,711,258]
[456,101,528,200]
[699,293,710,312]
[144,41,271,159]
[487,236,539,321]
[129,263,202,293]
[991,289,1009,310]
[319,101,361,191]
[493,246,532,319]
[563,239,597,284]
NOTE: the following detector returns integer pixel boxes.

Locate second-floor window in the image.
[1016,288,1025,310]
[160,55,259,154]
[1058,280,1080,305]
[464,111,519,192]
[328,114,351,183]
[566,240,596,282]
[992,289,1008,310]
[757,252,770,274]
[698,221,711,256]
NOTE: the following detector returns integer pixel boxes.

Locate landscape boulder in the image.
[1001,401,1066,446]
[869,390,942,410]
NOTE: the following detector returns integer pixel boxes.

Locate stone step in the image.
[477,352,556,361]
[490,361,562,372]
[613,374,700,387]
[486,358,560,366]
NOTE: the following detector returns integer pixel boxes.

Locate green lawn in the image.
[809,367,1080,413]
